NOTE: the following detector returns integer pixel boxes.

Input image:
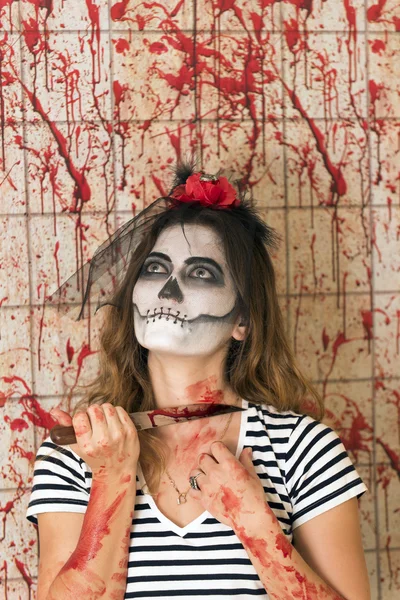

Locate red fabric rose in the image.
[171,173,240,209]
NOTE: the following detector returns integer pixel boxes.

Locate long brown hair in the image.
[75,201,324,493]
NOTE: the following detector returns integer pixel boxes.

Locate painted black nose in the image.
[158,276,184,303]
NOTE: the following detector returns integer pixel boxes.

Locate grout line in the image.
[17,0,37,450]
[2,202,398,218]
[2,286,400,313]
[193,0,201,166]
[2,28,400,35]
[2,288,400,310]
[280,0,290,341]
[4,203,400,217]
[1,202,398,218]
[8,117,400,125]
[365,5,382,597]
[17,2,40,579]
[107,0,118,232]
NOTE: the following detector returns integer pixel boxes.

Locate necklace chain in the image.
[165,407,236,506]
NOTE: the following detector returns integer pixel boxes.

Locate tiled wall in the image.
[0,1,399,598]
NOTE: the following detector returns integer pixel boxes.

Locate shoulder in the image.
[26,437,91,526]
[35,437,88,476]
[245,400,306,437]
[245,400,340,467]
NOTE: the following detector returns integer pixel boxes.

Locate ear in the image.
[231,316,247,342]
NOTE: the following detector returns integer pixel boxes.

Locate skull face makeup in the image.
[132,224,240,356]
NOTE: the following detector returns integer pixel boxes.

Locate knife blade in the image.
[49,403,244,446]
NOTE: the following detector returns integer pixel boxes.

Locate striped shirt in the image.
[26,399,368,598]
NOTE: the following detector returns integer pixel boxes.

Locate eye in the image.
[143,262,168,274]
[189,266,215,280]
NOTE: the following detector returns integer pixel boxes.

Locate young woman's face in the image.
[132,223,239,356]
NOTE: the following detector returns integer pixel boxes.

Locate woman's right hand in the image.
[50,403,140,481]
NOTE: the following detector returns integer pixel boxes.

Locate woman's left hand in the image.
[188,442,266,529]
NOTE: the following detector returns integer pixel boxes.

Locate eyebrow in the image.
[146,252,224,275]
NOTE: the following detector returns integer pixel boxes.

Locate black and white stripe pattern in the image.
[26,399,367,598]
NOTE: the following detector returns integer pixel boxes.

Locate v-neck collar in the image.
[137,399,249,537]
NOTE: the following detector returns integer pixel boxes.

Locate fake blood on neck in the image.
[185,376,224,404]
[146,402,229,427]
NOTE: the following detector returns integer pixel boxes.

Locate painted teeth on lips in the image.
[146,307,187,326]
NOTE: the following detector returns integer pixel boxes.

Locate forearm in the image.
[46,474,136,600]
[233,505,345,600]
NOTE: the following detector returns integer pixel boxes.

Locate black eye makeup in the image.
[139,252,225,285]
[184,257,225,285]
[186,263,223,284]
[140,252,171,277]
[188,266,215,280]
[144,262,169,274]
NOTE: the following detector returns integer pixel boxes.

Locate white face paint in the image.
[132,224,238,356]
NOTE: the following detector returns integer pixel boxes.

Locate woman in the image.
[27,165,371,599]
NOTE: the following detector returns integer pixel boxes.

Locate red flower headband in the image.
[170,172,240,209]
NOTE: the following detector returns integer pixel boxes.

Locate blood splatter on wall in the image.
[0,1,399,598]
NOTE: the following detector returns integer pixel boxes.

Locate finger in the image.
[188,469,206,492]
[239,447,253,460]
[209,441,234,463]
[86,404,108,441]
[115,406,137,433]
[72,411,93,446]
[50,407,72,427]
[238,447,256,475]
[102,403,124,439]
[198,453,217,473]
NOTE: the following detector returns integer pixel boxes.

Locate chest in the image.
[142,411,243,529]
[153,487,206,528]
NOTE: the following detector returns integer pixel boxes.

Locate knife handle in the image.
[50,425,77,446]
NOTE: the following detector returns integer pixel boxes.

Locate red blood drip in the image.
[367,0,387,23]
[66,338,75,364]
[377,438,400,476]
[149,41,168,55]
[284,18,302,52]
[113,80,128,106]
[397,310,400,355]
[322,328,330,351]
[113,38,130,54]
[11,442,35,462]
[53,240,61,289]
[5,417,29,432]
[371,39,386,54]
[151,173,168,196]
[343,0,356,28]
[111,0,130,22]
[285,87,347,198]
[76,344,97,378]
[20,396,57,430]
[14,558,34,587]
[0,393,9,409]
[3,375,31,394]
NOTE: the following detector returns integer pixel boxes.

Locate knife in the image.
[50,403,245,446]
